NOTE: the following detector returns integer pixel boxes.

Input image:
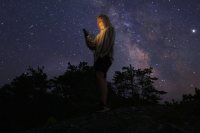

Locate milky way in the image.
[0,0,200,101]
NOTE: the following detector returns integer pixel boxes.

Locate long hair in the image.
[97,14,112,28]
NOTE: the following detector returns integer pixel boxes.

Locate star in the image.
[191,29,197,33]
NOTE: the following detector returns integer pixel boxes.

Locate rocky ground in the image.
[19,105,199,133]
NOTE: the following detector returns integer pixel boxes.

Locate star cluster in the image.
[0,0,200,101]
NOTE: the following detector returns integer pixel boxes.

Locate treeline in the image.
[0,61,198,131]
[164,87,200,115]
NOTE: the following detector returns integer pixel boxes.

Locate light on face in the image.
[97,18,105,30]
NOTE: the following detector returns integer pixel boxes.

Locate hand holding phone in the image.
[83,28,89,37]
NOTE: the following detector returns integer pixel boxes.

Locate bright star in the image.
[191,29,196,33]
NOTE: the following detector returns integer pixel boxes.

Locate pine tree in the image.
[112,64,167,105]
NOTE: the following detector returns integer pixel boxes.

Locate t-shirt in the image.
[86,26,115,64]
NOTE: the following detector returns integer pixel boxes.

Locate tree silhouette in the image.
[137,67,167,104]
[179,87,200,105]
[112,64,167,105]
[49,61,99,115]
[0,65,52,130]
[0,62,168,131]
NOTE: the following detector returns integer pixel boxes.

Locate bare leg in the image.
[96,71,108,106]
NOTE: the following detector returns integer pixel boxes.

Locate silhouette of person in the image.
[83,14,115,112]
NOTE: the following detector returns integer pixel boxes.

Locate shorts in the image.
[94,55,112,78]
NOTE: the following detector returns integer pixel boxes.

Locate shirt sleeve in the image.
[96,26,115,57]
[86,32,97,51]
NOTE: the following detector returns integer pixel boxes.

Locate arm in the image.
[83,29,96,51]
[96,26,115,57]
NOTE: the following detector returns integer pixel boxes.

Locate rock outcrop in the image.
[20,105,199,133]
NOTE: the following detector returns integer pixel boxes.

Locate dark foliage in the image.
[0,62,167,132]
[112,64,167,106]
[164,87,200,111]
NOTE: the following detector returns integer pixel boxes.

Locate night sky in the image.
[0,0,200,101]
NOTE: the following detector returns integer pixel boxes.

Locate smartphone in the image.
[83,28,89,36]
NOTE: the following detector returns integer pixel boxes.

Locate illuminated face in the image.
[97,18,105,31]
